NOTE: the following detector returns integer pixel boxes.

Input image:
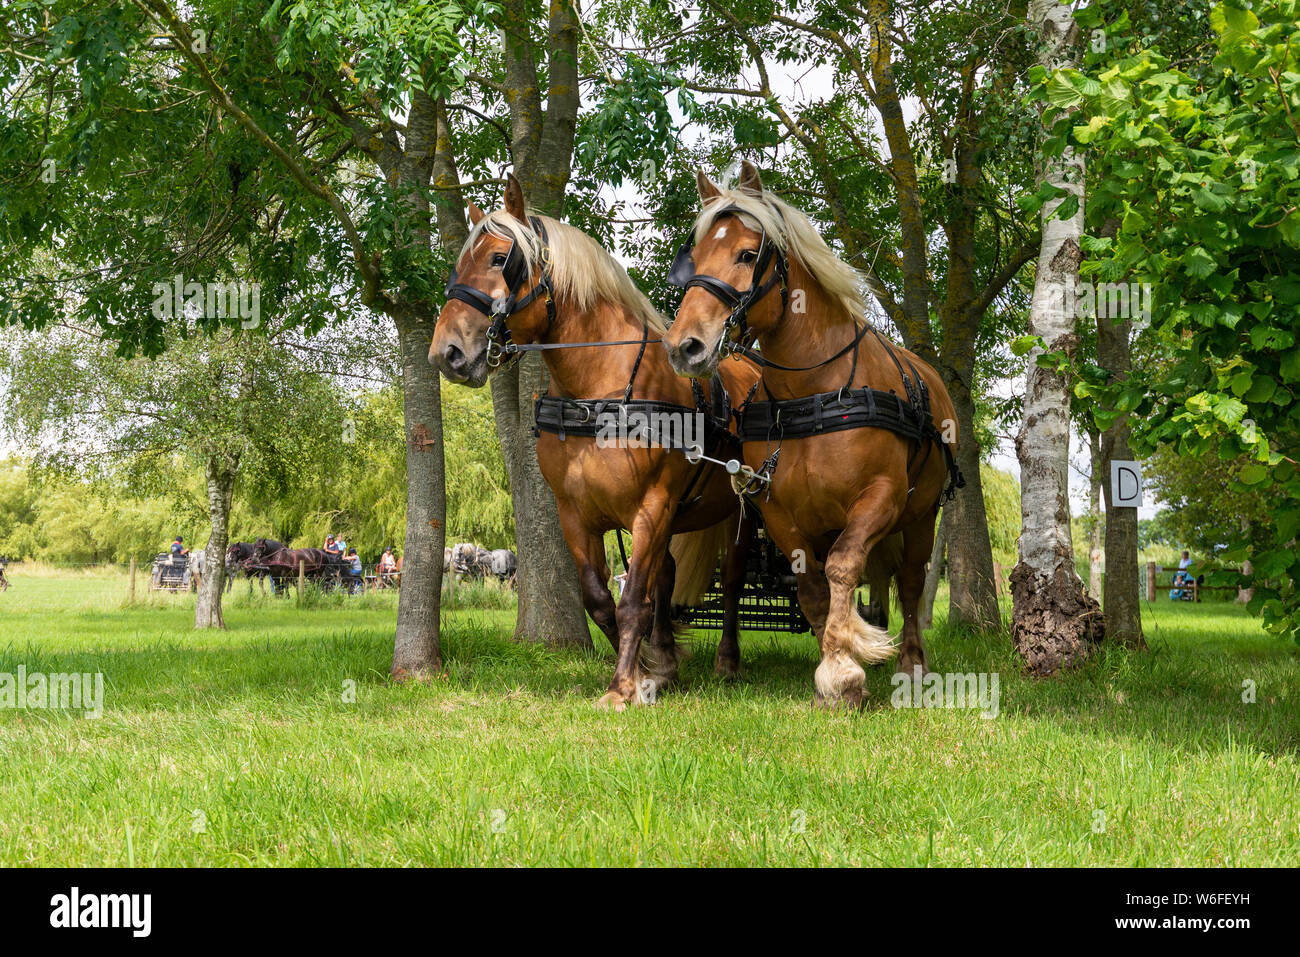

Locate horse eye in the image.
[738,249,758,265]
[491,253,507,268]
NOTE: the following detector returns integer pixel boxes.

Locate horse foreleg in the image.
[556,508,620,654]
[597,503,670,711]
[896,507,939,676]
[816,487,903,710]
[642,551,683,692]
[715,510,754,679]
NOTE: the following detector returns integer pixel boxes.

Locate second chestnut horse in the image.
[663,162,962,710]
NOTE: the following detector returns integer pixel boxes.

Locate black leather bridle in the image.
[667,204,789,358]
[444,216,557,369]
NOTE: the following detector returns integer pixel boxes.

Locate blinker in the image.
[667,241,696,288]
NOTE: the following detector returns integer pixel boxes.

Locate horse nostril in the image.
[442,343,466,372]
[680,337,707,363]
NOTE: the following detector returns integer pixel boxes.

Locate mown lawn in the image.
[0,569,1296,866]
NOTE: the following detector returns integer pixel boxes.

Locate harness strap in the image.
[533,396,734,445]
[738,385,964,502]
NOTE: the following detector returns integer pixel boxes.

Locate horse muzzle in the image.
[434,340,489,388]
[663,329,722,380]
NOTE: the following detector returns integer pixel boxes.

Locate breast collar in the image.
[443,215,557,369]
[667,204,789,357]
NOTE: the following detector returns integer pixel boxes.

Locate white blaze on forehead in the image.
[713,226,728,239]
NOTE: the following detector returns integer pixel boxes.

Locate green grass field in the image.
[0,569,1296,866]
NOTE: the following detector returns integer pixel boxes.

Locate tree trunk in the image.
[389,90,447,680]
[1012,0,1104,675]
[391,309,447,679]
[1087,428,1103,600]
[1097,313,1145,648]
[475,0,591,649]
[196,455,235,629]
[944,381,1003,630]
[918,507,949,633]
[1238,518,1254,603]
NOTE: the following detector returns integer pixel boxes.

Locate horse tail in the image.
[668,521,729,606]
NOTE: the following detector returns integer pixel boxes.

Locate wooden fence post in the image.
[128,558,136,604]
[298,559,306,607]
[1146,562,1156,602]
[992,561,1004,598]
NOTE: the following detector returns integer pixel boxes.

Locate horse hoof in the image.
[714,660,741,681]
[895,660,930,679]
[812,690,865,712]
[594,692,628,712]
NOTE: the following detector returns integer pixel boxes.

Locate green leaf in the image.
[1182,246,1218,278]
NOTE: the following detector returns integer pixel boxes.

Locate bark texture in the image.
[196,455,236,629]
[1012,0,1104,673]
[1097,310,1144,648]
[1087,428,1103,600]
[918,507,949,634]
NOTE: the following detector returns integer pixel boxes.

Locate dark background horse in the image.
[225,540,285,593]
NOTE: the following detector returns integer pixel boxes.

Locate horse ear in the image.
[467,200,485,226]
[696,169,722,201]
[504,173,527,221]
[738,160,764,196]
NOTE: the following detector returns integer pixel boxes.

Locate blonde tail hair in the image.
[668,522,730,606]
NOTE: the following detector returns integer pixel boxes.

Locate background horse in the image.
[432,174,761,709]
[226,540,285,593]
[663,162,959,709]
[245,542,341,585]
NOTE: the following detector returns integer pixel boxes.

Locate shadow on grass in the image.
[3,606,1296,760]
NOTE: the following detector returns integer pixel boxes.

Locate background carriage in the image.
[149,552,193,592]
[669,511,810,634]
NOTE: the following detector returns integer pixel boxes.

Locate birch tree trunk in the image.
[1011,0,1105,674]
[196,455,236,630]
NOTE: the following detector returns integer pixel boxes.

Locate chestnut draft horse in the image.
[662,162,963,710]
[432,174,762,710]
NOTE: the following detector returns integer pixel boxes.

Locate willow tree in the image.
[0,323,343,627]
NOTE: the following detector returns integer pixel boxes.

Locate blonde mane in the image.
[461,210,667,333]
[691,187,867,321]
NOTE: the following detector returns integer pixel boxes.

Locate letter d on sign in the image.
[1110,460,1142,508]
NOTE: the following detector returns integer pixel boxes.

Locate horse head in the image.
[431,174,555,387]
[663,162,792,379]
